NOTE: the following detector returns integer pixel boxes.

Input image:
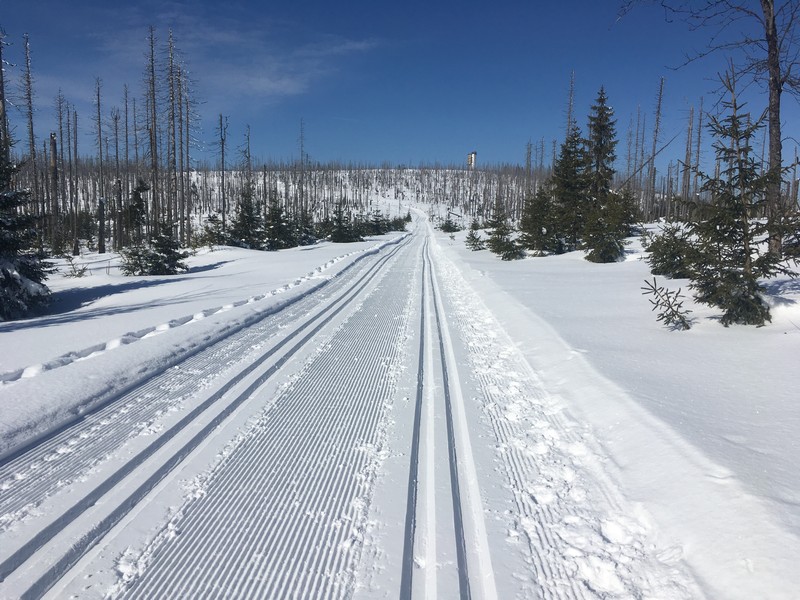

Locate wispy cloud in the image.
[4,0,381,155]
[79,3,380,110]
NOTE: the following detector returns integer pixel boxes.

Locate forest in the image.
[2,0,800,326]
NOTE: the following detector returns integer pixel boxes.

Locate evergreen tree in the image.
[125,179,149,246]
[583,190,637,263]
[643,220,698,279]
[120,220,189,276]
[149,221,190,274]
[686,77,795,326]
[264,191,294,250]
[464,218,485,251]
[200,212,225,248]
[229,183,264,249]
[550,123,590,251]
[518,186,561,255]
[486,194,522,260]
[330,197,362,243]
[585,87,617,202]
[1,153,51,320]
[293,209,316,246]
[439,215,461,233]
[582,87,635,263]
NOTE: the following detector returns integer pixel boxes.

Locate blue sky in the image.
[2,0,798,170]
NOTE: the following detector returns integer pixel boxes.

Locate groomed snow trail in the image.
[0,235,413,598]
[425,233,702,599]
[399,237,497,600]
[0,220,705,599]
[106,236,418,599]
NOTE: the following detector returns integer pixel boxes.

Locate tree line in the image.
[456,76,799,327]
[2,4,800,323]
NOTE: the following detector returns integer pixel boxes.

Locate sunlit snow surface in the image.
[1,205,798,599]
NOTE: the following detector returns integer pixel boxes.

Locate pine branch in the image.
[641,277,693,330]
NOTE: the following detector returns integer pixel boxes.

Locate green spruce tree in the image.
[464,218,485,251]
[518,186,560,255]
[200,212,226,248]
[583,87,636,263]
[0,154,51,319]
[148,220,190,274]
[293,209,316,246]
[120,220,189,276]
[330,197,362,243]
[229,183,264,250]
[584,189,638,263]
[585,87,617,204]
[687,73,796,325]
[486,194,522,260]
[264,190,294,250]
[643,220,698,279]
[550,123,590,252]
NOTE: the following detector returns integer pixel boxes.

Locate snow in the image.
[1,209,799,599]
[433,225,800,598]
[0,237,402,458]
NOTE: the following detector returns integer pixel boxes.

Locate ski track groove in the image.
[426,241,472,600]
[115,236,417,599]
[398,231,502,600]
[399,237,427,600]
[0,237,411,597]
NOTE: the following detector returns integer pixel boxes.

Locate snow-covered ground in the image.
[1,209,798,599]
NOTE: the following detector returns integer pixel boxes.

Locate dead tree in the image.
[0,29,11,165]
[22,34,40,218]
[146,26,160,235]
[620,0,800,255]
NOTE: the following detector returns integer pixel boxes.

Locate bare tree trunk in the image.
[681,106,694,202]
[23,34,40,219]
[95,77,105,253]
[760,0,784,255]
[0,30,10,165]
[65,105,76,254]
[184,85,191,244]
[167,30,178,231]
[218,113,228,232]
[566,70,576,133]
[648,77,665,217]
[792,147,799,209]
[299,118,306,217]
[57,93,67,226]
[693,97,704,202]
[177,66,185,244]
[49,132,58,244]
[625,116,634,188]
[132,97,140,179]
[639,111,647,194]
[123,84,130,201]
[72,109,79,254]
[112,107,121,250]
[98,198,105,254]
[147,26,160,236]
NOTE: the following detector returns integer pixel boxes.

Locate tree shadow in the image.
[1,261,236,332]
[0,277,195,332]
[186,260,232,273]
[763,278,800,306]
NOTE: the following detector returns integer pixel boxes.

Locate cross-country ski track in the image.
[0,218,703,599]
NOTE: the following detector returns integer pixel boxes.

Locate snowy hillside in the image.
[1,210,799,599]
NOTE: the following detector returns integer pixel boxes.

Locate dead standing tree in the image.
[0,30,11,166]
[620,0,800,256]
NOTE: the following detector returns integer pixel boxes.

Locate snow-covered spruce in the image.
[0,157,51,320]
